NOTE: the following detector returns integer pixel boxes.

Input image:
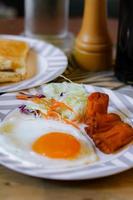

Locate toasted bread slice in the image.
[0,56,12,70]
[0,39,29,72]
[0,71,24,83]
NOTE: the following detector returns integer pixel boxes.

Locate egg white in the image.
[0,109,98,168]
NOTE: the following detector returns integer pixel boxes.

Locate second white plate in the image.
[0,35,68,93]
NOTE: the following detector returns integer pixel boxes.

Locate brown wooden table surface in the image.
[0,18,118,44]
[0,18,133,200]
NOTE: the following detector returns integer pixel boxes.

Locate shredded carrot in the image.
[50,101,73,112]
[47,111,61,120]
[31,97,42,104]
[16,93,80,125]
[63,118,79,130]
[16,95,29,100]
[40,111,47,119]
[50,100,79,120]
[31,98,50,108]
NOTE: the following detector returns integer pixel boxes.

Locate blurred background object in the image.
[0,0,119,19]
[107,0,119,18]
[115,0,133,84]
[25,0,69,37]
[73,0,113,71]
[0,1,17,18]
[24,0,72,53]
[0,0,23,18]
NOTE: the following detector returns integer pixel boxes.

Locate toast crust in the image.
[0,71,23,83]
[0,39,29,83]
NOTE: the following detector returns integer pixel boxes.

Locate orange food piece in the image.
[92,123,133,154]
[85,113,122,136]
[84,92,109,121]
[16,94,29,100]
[95,113,121,132]
[84,92,133,154]
[47,111,61,120]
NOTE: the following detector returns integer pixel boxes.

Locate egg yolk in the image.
[32,132,81,159]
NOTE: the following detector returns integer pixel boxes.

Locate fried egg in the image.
[0,110,98,168]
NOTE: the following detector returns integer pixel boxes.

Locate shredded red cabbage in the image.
[36,94,46,98]
[19,92,46,99]
[19,105,40,117]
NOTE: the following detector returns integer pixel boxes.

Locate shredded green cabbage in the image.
[41,83,88,121]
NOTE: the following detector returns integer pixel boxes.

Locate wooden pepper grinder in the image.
[73,0,113,71]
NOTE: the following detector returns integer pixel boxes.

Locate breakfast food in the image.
[0,83,133,168]
[85,92,133,153]
[16,84,133,156]
[0,39,29,83]
[0,71,22,83]
[84,92,109,118]
[93,122,133,154]
[0,113,97,166]
[0,83,99,168]
[0,56,12,70]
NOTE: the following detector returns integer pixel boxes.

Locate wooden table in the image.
[0,18,118,44]
[0,18,133,200]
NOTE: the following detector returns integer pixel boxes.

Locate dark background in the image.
[0,0,119,18]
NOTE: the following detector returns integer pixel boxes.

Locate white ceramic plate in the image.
[0,35,67,93]
[0,84,133,180]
